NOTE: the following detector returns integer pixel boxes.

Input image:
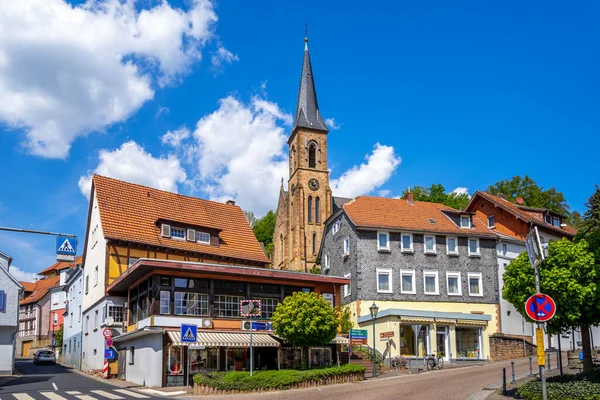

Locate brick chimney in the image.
[405,191,414,204]
[226,200,236,206]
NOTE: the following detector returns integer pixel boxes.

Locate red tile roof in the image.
[92,175,269,264]
[20,276,60,305]
[342,196,495,237]
[472,192,577,237]
[38,256,82,276]
[19,281,36,292]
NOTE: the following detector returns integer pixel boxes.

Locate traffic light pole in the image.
[534,260,548,400]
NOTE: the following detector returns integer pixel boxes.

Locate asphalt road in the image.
[0,359,156,400]
[204,357,561,400]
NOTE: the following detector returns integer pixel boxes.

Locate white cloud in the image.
[161,127,191,147]
[211,45,239,72]
[325,117,340,130]
[8,265,39,283]
[378,189,392,197]
[155,106,170,119]
[78,141,187,199]
[330,143,401,198]
[452,187,470,196]
[0,0,224,158]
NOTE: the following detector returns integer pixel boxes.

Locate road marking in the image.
[66,392,81,395]
[113,390,149,399]
[74,396,97,400]
[41,392,68,400]
[90,391,123,400]
[139,389,187,397]
[52,383,58,391]
[13,394,35,400]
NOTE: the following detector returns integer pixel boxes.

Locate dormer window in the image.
[545,214,552,224]
[170,227,185,240]
[196,231,210,244]
[488,216,495,228]
[460,216,471,228]
[552,217,560,228]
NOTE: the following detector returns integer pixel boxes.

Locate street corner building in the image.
[319,193,501,363]
[79,175,349,387]
[0,251,23,375]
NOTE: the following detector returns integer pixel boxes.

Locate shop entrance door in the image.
[436,327,449,360]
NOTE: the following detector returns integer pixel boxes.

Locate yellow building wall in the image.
[346,300,498,361]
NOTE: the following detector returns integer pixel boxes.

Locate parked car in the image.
[33,350,56,365]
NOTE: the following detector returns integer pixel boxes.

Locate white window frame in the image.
[377,231,390,251]
[468,238,480,256]
[343,236,350,256]
[468,272,484,297]
[553,217,560,227]
[376,268,393,294]
[94,266,98,287]
[446,272,462,296]
[545,214,552,224]
[332,220,340,235]
[343,272,351,297]
[460,216,471,228]
[446,236,458,255]
[400,233,413,253]
[323,254,329,270]
[424,235,437,254]
[196,231,211,244]
[170,227,186,241]
[488,215,495,228]
[423,270,439,295]
[400,269,416,294]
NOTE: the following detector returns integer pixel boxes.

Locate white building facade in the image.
[0,251,23,375]
[62,267,83,369]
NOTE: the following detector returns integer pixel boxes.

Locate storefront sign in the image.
[380,331,394,339]
[322,293,334,308]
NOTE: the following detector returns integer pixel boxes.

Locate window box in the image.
[400,270,416,294]
[423,271,439,295]
[446,237,458,255]
[401,233,413,253]
[446,272,462,296]
[424,235,437,254]
[377,231,390,252]
[376,268,393,293]
[468,273,483,297]
[468,238,480,257]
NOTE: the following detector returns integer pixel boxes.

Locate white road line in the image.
[13,394,35,400]
[74,396,97,400]
[139,389,187,397]
[90,391,123,400]
[41,392,68,400]
[65,392,81,396]
[113,390,149,399]
[52,383,58,391]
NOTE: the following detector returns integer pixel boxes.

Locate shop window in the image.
[446,272,462,296]
[401,233,413,252]
[260,298,279,319]
[281,348,302,369]
[215,295,242,317]
[190,348,218,373]
[456,327,482,359]
[310,347,332,368]
[460,216,471,228]
[167,345,183,375]
[225,349,249,371]
[160,291,170,315]
[400,325,428,357]
[174,292,208,316]
[400,270,416,294]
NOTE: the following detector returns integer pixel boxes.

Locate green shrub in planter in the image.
[518,370,600,400]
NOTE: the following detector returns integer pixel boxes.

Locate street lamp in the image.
[369,302,379,377]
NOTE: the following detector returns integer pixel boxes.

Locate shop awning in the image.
[456,319,487,326]
[400,317,435,323]
[167,331,280,348]
[434,318,457,324]
[331,336,349,344]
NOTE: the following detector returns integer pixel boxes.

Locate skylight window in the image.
[428,218,436,224]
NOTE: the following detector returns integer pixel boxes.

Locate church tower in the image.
[273,36,332,272]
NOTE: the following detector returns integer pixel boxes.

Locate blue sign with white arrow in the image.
[181,324,197,343]
[56,236,77,255]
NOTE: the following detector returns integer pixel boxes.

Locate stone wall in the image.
[489,333,536,361]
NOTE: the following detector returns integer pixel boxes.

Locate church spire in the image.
[293,34,328,133]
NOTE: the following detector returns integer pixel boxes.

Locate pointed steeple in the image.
[293,35,328,133]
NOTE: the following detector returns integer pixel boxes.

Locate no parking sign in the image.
[525,294,556,323]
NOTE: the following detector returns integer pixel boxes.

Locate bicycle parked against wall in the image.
[425,353,444,370]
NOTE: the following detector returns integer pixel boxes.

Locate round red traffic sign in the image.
[525,294,556,322]
[106,338,113,347]
[102,328,113,339]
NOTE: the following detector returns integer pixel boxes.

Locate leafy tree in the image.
[568,210,584,231]
[271,292,339,368]
[338,306,354,334]
[54,325,64,354]
[401,184,470,210]
[251,210,276,256]
[502,239,599,372]
[487,175,570,216]
[244,211,257,228]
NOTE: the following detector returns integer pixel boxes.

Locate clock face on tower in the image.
[308,178,320,191]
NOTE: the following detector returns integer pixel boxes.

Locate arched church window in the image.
[308,196,313,223]
[315,197,321,223]
[312,233,317,254]
[308,143,316,168]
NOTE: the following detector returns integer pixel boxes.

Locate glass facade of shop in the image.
[399,325,429,357]
[456,327,482,359]
[396,323,484,360]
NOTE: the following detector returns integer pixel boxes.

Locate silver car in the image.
[33,350,56,365]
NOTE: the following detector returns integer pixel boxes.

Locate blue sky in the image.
[0,0,598,279]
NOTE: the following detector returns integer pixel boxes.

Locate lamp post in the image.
[369,302,379,378]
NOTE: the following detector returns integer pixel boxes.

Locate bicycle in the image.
[425,353,444,370]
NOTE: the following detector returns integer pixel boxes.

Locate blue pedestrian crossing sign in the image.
[56,236,77,255]
[181,324,197,343]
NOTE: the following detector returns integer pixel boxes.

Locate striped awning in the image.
[331,336,349,344]
[400,317,435,323]
[167,331,280,348]
[456,319,487,326]
[434,318,457,324]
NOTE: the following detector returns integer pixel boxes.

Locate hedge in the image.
[193,364,365,392]
[519,370,600,400]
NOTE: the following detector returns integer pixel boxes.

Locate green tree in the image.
[502,239,599,372]
[401,184,470,210]
[487,175,570,216]
[244,211,257,228]
[252,210,276,256]
[338,306,354,334]
[271,292,339,368]
[54,325,64,354]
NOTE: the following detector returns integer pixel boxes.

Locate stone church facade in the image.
[273,37,349,272]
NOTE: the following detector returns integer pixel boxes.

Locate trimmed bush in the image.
[518,370,600,400]
[193,364,365,392]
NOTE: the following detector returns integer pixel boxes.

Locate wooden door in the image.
[22,341,32,357]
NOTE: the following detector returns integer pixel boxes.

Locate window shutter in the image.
[161,224,171,237]
[0,290,5,311]
[187,229,196,242]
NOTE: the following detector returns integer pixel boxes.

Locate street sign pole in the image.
[533,259,548,400]
[250,314,253,377]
